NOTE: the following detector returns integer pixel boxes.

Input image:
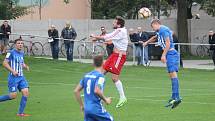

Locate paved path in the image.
[35,57,215,70]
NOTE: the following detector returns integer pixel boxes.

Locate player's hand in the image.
[26,66,30,71]
[7,32,11,34]
[143,42,147,47]
[105,97,112,105]
[12,71,18,76]
[161,55,166,63]
[80,105,84,112]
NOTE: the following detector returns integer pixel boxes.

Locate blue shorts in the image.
[84,110,114,121]
[8,75,29,93]
[166,50,179,73]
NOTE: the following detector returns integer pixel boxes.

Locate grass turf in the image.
[0,57,215,121]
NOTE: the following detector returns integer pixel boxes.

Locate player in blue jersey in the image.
[0,38,30,116]
[74,55,114,121]
[143,19,182,109]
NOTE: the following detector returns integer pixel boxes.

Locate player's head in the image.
[151,19,161,31]
[14,37,24,51]
[93,55,104,68]
[113,16,125,29]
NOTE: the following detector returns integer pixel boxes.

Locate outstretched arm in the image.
[143,35,157,46]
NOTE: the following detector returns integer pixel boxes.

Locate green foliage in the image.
[91,0,174,19]
[0,0,30,19]
[199,0,215,17]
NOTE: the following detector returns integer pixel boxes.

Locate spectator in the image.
[136,27,150,66]
[48,25,59,59]
[0,20,11,54]
[209,30,215,69]
[129,28,141,65]
[100,26,114,57]
[172,32,183,68]
[61,21,77,61]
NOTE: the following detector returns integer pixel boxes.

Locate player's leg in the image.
[93,111,114,121]
[17,78,30,116]
[165,51,182,109]
[0,77,18,102]
[112,74,127,108]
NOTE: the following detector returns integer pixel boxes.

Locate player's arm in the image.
[94,86,111,105]
[22,63,30,71]
[161,37,170,63]
[91,29,120,42]
[74,84,84,112]
[94,77,111,105]
[143,35,157,46]
[3,53,18,76]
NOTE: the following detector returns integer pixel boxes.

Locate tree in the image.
[0,0,30,19]
[91,0,174,19]
[199,0,215,17]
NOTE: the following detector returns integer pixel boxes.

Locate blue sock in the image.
[0,95,11,102]
[171,78,180,100]
[18,96,28,114]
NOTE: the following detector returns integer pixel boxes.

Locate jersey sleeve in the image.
[103,29,121,41]
[5,52,12,62]
[95,76,105,90]
[162,30,171,41]
[79,78,84,87]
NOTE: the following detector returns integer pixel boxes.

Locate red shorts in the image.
[103,53,126,75]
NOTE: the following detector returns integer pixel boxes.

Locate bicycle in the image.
[77,38,106,59]
[8,37,43,56]
[195,35,210,57]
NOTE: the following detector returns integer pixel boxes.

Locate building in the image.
[18,0,91,20]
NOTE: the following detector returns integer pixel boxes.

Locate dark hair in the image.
[93,55,103,67]
[115,16,125,28]
[151,19,161,26]
[14,38,23,44]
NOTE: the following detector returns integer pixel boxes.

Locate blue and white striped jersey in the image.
[156,25,175,50]
[5,49,25,77]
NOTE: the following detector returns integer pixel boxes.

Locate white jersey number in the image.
[86,79,91,94]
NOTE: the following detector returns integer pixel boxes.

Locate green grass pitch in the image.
[0,57,215,121]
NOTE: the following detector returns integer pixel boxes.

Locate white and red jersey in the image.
[103,27,128,51]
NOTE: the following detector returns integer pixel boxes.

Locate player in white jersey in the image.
[91,16,128,108]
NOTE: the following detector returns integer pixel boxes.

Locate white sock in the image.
[115,80,126,99]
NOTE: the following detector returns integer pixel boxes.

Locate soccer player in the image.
[74,55,114,121]
[143,19,182,109]
[90,16,128,108]
[0,38,30,116]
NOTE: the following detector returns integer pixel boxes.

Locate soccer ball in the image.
[138,7,152,18]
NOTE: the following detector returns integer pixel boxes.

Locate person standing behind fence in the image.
[208,30,215,69]
[61,21,77,61]
[100,26,114,57]
[137,27,150,66]
[129,28,141,65]
[48,25,59,59]
[0,20,11,54]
